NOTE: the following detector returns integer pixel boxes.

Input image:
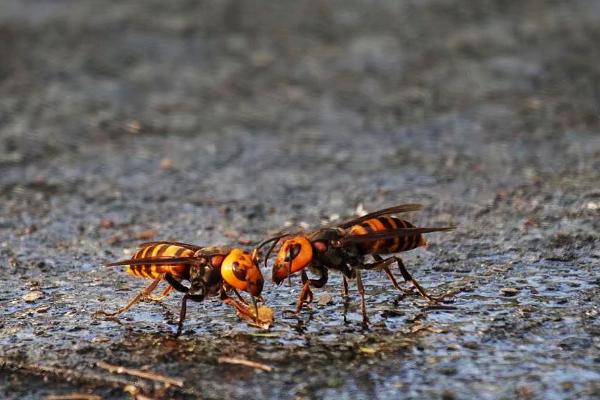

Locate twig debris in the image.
[46,394,102,400]
[96,361,184,388]
[217,356,273,372]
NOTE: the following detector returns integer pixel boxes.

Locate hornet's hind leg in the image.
[147,284,173,301]
[95,277,162,318]
[341,275,349,297]
[372,255,440,302]
[360,255,411,296]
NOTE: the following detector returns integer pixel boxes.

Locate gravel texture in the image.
[1,1,599,399]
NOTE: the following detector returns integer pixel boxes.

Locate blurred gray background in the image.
[1,1,599,399]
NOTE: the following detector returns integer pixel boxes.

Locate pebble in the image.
[318,293,333,306]
[22,291,43,302]
[500,287,519,296]
[135,229,157,240]
[99,219,115,229]
[160,158,173,170]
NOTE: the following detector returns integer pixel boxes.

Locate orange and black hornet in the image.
[257,204,454,324]
[96,241,265,336]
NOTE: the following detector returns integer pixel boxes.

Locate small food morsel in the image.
[224,297,275,329]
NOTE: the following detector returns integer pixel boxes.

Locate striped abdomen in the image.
[127,243,194,279]
[349,216,426,255]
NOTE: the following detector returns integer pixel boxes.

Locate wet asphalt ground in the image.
[1,1,600,399]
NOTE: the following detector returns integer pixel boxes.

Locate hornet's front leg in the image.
[295,271,314,314]
[294,265,329,315]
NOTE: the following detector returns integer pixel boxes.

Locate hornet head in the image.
[272,236,314,284]
[220,248,264,296]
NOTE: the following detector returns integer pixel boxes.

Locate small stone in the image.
[500,287,519,296]
[561,382,574,390]
[238,238,252,245]
[123,385,139,396]
[135,229,157,240]
[516,386,534,398]
[463,341,480,350]
[441,390,456,400]
[99,218,115,229]
[318,293,333,306]
[224,230,240,239]
[585,309,598,318]
[160,158,172,170]
[251,50,274,67]
[586,201,600,210]
[359,347,377,354]
[23,291,43,302]
[125,120,142,134]
[427,325,445,334]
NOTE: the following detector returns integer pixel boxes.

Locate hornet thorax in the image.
[188,260,222,297]
[309,228,361,272]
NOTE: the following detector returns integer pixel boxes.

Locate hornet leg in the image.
[295,271,314,314]
[95,277,161,317]
[148,284,173,301]
[355,270,369,326]
[164,273,190,293]
[288,266,329,315]
[175,292,205,337]
[341,275,349,297]
[391,256,439,302]
[221,290,262,325]
[372,254,413,296]
[232,288,249,305]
